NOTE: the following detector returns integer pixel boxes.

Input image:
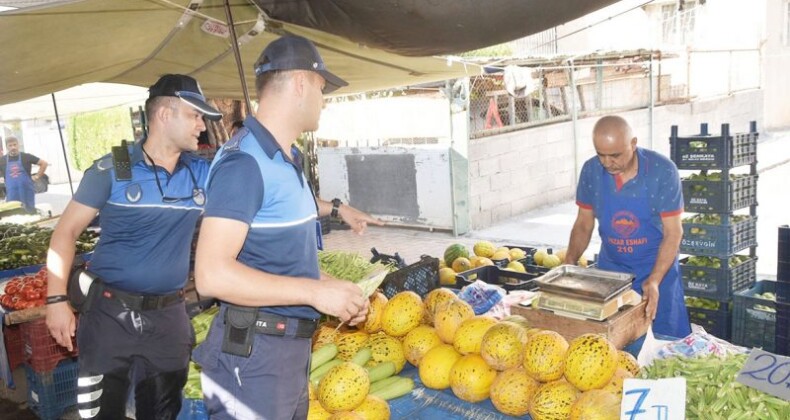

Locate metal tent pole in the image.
[51,93,74,196]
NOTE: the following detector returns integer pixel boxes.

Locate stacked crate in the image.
[775,226,790,355]
[20,318,80,419]
[670,122,759,341]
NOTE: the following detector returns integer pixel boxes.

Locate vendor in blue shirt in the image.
[564,115,691,339]
[46,74,222,419]
[193,35,383,420]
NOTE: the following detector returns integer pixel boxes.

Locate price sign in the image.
[736,348,790,401]
[620,378,686,420]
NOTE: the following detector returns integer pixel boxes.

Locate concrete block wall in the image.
[468,89,764,230]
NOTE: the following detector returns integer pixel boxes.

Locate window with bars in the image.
[661,0,699,44]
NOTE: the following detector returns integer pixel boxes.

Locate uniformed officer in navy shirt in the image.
[46,74,222,419]
[193,35,384,419]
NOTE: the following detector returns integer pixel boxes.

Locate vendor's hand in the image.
[641,280,659,321]
[31,174,39,181]
[338,205,385,235]
[312,278,368,323]
[46,302,76,352]
[347,299,370,327]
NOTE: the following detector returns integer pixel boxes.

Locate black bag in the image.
[33,174,49,193]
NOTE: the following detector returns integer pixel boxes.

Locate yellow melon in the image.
[419,344,462,389]
[423,288,458,325]
[433,299,475,343]
[523,330,569,382]
[474,257,494,268]
[569,389,621,420]
[491,249,511,262]
[529,380,580,420]
[453,315,498,355]
[490,367,540,416]
[449,354,498,403]
[438,267,457,286]
[505,260,526,273]
[362,292,388,334]
[380,291,423,337]
[542,254,562,268]
[509,248,527,261]
[617,350,640,376]
[351,395,390,420]
[368,333,407,373]
[308,400,333,420]
[480,321,528,371]
[564,334,619,391]
[451,257,473,273]
[402,325,443,366]
[473,241,496,258]
[318,363,370,413]
[335,330,370,361]
[555,248,568,263]
[533,249,548,266]
[600,368,633,396]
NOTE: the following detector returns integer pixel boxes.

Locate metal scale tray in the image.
[534,265,634,302]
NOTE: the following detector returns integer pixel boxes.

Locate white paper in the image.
[621,377,686,420]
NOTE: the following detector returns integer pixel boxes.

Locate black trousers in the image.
[75,292,193,419]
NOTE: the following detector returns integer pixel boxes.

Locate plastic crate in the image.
[684,293,732,340]
[732,281,777,352]
[317,215,331,235]
[679,255,756,300]
[381,255,439,299]
[455,265,540,292]
[680,216,757,257]
[22,317,79,373]
[681,174,758,213]
[4,323,24,371]
[670,122,758,170]
[24,357,79,420]
[370,247,407,269]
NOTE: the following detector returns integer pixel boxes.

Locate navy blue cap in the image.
[254,35,348,94]
[148,74,222,121]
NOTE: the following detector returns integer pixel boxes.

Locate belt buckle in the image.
[141,296,159,311]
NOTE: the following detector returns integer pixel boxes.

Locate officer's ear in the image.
[630,137,638,148]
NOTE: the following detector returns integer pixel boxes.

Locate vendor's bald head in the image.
[592,115,637,175]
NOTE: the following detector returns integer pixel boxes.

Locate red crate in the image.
[4,323,25,370]
[21,317,78,373]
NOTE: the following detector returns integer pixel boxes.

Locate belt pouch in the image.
[221,305,257,357]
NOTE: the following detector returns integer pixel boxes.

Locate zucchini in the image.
[368,375,401,393]
[350,347,372,366]
[365,362,395,383]
[370,377,414,400]
[310,343,338,372]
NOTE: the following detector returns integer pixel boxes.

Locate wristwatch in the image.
[331,198,342,218]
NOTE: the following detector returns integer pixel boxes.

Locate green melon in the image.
[444,243,470,266]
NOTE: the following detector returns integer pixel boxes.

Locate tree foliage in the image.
[69,107,133,171]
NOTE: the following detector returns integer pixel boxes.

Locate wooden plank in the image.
[512,300,650,349]
[3,305,46,325]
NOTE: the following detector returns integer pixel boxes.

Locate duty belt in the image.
[101,287,184,311]
[254,312,317,339]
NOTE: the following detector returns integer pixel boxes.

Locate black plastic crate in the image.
[670,122,758,170]
[732,281,777,352]
[455,265,540,292]
[684,293,732,340]
[25,357,79,420]
[681,174,757,213]
[679,255,756,300]
[680,215,757,257]
[318,215,331,235]
[380,255,439,299]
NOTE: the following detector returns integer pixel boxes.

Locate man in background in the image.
[0,136,47,212]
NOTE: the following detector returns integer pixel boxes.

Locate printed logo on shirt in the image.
[125,184,142,203]
[8,163,22,178]
[611,210,640,238]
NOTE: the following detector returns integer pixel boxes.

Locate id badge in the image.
[315,219,324,250]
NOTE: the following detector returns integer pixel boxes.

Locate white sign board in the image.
[621,378,686,420]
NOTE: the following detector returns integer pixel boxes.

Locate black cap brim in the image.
[178,96,222,121]
[318,70,348,94]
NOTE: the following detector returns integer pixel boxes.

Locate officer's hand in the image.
[313,279,367,323]
[46,302,76,352]
[337,205,385,235]
[641,280,660,321]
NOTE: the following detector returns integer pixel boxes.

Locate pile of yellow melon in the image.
[310,286,637,419]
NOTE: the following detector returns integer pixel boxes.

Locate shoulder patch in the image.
[94,155,114,171]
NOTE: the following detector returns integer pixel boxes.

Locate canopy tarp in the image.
[0,0,619,106]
